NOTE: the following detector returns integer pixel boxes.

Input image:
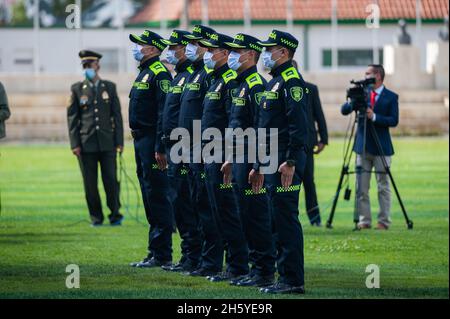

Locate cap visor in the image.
[185,34,203,40]
[198,40,219,48]
[257,41,278,47]
[161,39,178,46]
[224,42,246,49]
[129,34,147,44]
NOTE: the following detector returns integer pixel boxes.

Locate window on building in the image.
[91,49,119,73]
[322,49,384,67]
[13,48,34,72]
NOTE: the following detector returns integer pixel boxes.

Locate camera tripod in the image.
[326,107,413,230]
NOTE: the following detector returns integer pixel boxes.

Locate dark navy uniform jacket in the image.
[128,56,173,153]
[178,59,213,135]
[258,60,309,167]
[341,87,399,156]
[162,59,194,145]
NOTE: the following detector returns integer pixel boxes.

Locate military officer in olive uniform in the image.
[67,50,124,227]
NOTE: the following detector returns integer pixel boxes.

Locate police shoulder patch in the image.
[149,61,168,76]
[281,67,300,82]
[290,86,304,102]
[245,73,263,89]
[159,79,171,93]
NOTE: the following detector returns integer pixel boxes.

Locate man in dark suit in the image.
[67,50,124,226]
[341,64,399,230]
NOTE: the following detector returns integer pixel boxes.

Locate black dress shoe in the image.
[91,221,103,227]
[136,257,172,268]
[260,282,305,294]
[187,268,218,277]
[109,213,124,226]
[129,256,151,267]
[162,262,185,272]
[236,274,274,287]
[208,271,247,283]
[229,273,254,286]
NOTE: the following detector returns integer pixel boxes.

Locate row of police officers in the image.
[67,25,330,295]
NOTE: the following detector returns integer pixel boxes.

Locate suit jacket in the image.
[67,79,124,153]
[0,82,10,139]
[305,82,328,150]
[341,86,399,156]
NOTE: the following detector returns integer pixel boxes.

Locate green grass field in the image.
[0,137,448,299]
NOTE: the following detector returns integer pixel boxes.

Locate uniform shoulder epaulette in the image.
[186,65,194,74]
[222,69,237,84]
[204,65,214,74]
[149,61,169,76]
[245,72,263,89]
[281,66,300,82]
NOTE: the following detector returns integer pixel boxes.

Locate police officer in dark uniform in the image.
[255,30,308,294]
[159,29,201,273]
[221,33,276,287]
[176,25,218,276]
[127,31,173,268]
[67,50,124,227]
[194,33,250,281]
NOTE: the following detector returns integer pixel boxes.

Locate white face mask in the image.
[227,50,250,71]
[132,43,144,62]
[185,43,199,62]
[262,48,283,69]
[166,47,185,65]
[203,50,225,69]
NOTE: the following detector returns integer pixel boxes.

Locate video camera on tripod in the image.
[346,77,376,113]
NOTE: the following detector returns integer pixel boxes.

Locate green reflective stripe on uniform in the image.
[245,73,263,89]
[152,164,159,170]
[232,97,246,106]
[276,184,301,193]
[206,91,221,100]
[172,86,183,94]
[264,91,279,99]
[187,66,194,74]
[149,61,167,76]
[186,82,201,91]
[204,65,214,74]
[133,82,150,90]
[244,188,267,196]
[222,69,237,84]
[219,183,233,190]
[281,67,300,82]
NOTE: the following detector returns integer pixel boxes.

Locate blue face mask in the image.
[262,49,282,69]
[203,51,217,69]
[166,49,180,65]
[185,43,199,62]
[227,51,243,71]
[84,68,96,81]
[132,44,144,62]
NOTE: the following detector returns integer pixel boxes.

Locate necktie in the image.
[370,91,377,109]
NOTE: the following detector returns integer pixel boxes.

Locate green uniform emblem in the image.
[290,86,303,102]
[160,80,171,93]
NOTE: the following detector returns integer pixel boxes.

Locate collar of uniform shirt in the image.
[269,60,293,77]
[138,55,159,71]
[373,84,385,97]
[236,65,258,82]
[175,59,191,73]
[212,63,230,78]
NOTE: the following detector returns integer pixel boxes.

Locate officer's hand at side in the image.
[155,152,167,170]
[116,145,124,153]
[278,162,295,190]
[72,147,81,157]
[314,142,326,155]
[366,108,374,120]
[248,169,264,194]
[220,161,232,185]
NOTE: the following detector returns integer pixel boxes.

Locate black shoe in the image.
[229,273,254,286]
[187,268,218,277]
[136,257,171,268]
[91,221,103,227]
[208,271,247,283]
[162,262,185,272]
[110,214,124,226]
[129,256,151,267]
[260,282,305,294]
[236,274,274,287]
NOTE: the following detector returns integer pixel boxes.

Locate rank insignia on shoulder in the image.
[141,74,149,83]
[290,86,304,102]
[102,91,109,100]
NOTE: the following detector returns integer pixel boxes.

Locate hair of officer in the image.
[368,64,385,81]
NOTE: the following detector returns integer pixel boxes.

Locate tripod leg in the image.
[326,165,348,229]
